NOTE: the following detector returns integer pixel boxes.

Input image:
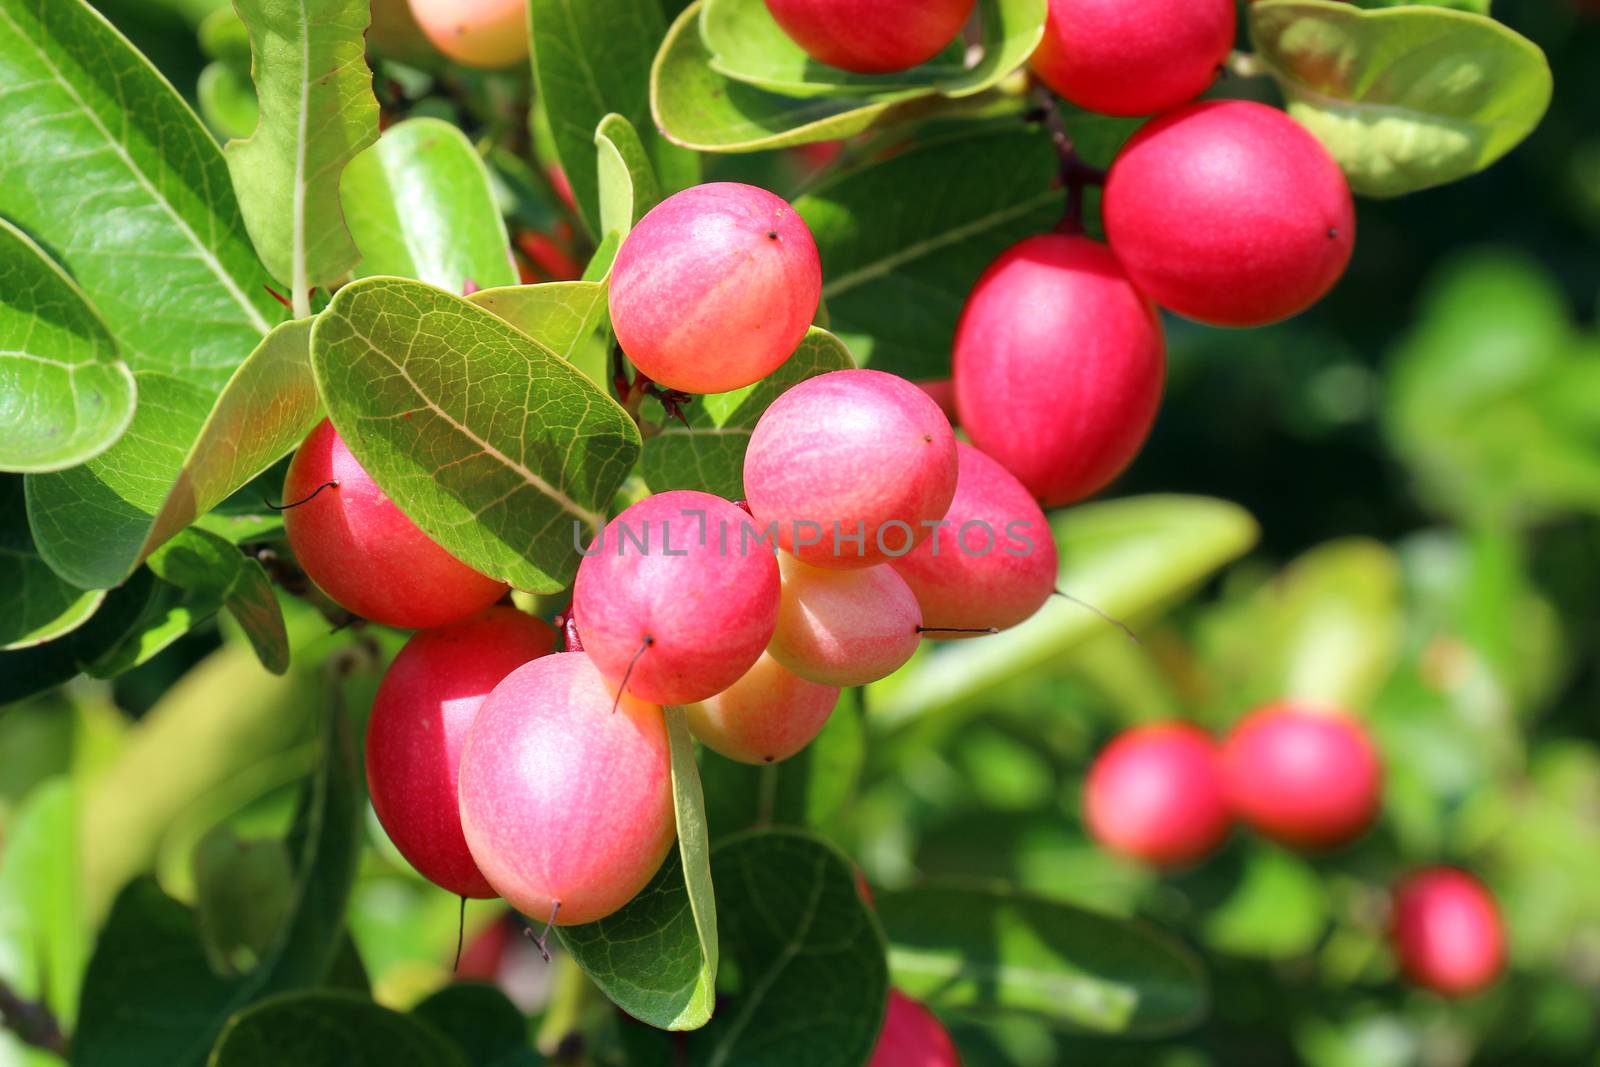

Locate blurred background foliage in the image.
[1,0,1598,1065]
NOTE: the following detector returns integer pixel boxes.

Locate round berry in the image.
[1083,723,1230,866]
[1390,867,1506,997]
[765,0,976,75]
[685,652,840,765]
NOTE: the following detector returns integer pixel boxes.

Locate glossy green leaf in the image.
[211,991,470,1067]
[879,884,1208,1036]
[596,112,661,239]
[26,318,318,590]
[75,698,361,1067]
[81,578,222,679]
[653,0,981,153]
[0,779,87,1028]
[410,984,541,1067]
[147,526,290,674]
[0,477,105,649]
[198,59,261,140]
[796,128,1060,378]
[559,708,717,1031]
[1250,0,1552,197]
[870,496,1259,728]
[0,219,134,473]
[530,0,697,237]
[469,281,608,360]
[690,829,887,1066]
[641,327,856,497]
[224,0,378,294]
[310,277,641,592]
[341,117,518,292]
[0,0,279,385]
[0,569,160,702]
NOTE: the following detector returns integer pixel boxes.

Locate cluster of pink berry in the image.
[1085,707,1507,998]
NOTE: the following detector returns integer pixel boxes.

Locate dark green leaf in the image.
[0,476,105,650]
[410,983,540,1067]
[879,884,1208,1036]
[224,0,380,292]
[641,327,856,497]
[0,568,161,703]
[342,117,519,291]
[0,219,134,473]
[147,527,290,674]
[1250,0,1551,197]
[690,829,887,1067]
[310,277,641,593]
[795,128,1060,378]
[192,830,293,977]
[211,990,470,1067]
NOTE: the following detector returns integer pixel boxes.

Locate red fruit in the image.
[408,0,528,69]
[685,652,840,765]
[609,183,821,394]
[1104,100,1355,328]
[1390,867,1506,996]
[283,419,507,629]
[458,653,675,926]
[1030,0,1234,117]
[914,378,958,424]
[744,369,958,569]
[892,442,1058,636]
[1083,723,1230,866]
[1220,703,1382,849]
[769,552,922,686]
[765,0,976,74]
[953,235,1164,506]
[574,491,780,706]
[868,990,962,1067]
[367,607,556,898]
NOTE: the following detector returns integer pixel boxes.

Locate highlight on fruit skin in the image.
[768,552,923,687]
[365,607,556,899]
[764,0,977,75]
[282,419,508,630]
[1083,722,1232,866]
[1389,866,1507,997]
[407,0,531,69]
[457,652,676,927]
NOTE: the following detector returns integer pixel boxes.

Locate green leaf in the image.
[211,991,470,1067]
[341,117,518,292]
[1249,0,1552,197]
[0,219,134,473]
[198,59,261,140]
[690,829,887,1066]
[26,318,318,589]
[192,830,293,976]
[655,1,993,155]
[74,697,362,1067]
[558,708,718,1032]
[796,128,1060,378]
[147,527,290,674]
[310,277,641,593]
[410,984,540,1067]
[469,281,609,360]
[0,568,160,702]
[641,326,856,497]
[869,496,1259,728]
[224,0,380,294]
[878,884,1208,1036]
[0,477,105,649]
[81,577,222,679]
[0,0,279,386]
[530,0,697,237]
[700,687,865,839]
[596,112,661,239]
[1198,847,1330,961]
[0,778,87,1027]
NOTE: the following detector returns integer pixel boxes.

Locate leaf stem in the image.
[0,977,70,1058]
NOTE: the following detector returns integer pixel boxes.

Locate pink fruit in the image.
[744,369,958,569]
[769,552,922,686]
[408,0,529,69]
[953,235,1164,507]
[914,378,958,424]
[609,183,821,394]
[1030,0,1234,117]
[764,0,976,74]
[868,990,961,1067]
[892,442,1058,636]
[685,652,840,764]
[1220,703,1383,849]
[366,607,555,898]
[1083,723,1230,866]
[1390,867,1506,996]
[283,419,507,629]
[574,491,780,705]
[1104,101,1356,327]
[458,653,675,926]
